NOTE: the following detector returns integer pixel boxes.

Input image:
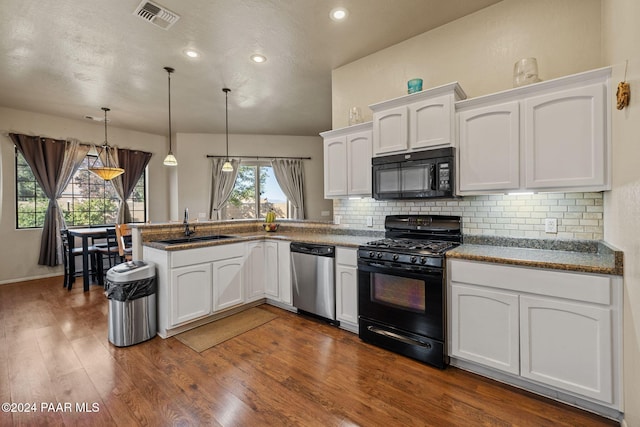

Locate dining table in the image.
[68,227,112,291]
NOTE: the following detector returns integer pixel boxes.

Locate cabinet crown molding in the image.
[369,81,466,112]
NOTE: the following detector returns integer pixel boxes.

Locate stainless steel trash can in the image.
[105,261,157,347]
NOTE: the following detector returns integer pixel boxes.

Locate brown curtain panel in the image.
[9,134,90,266]
[113,148,152,223]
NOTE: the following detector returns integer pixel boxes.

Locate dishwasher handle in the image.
[290,242,335,257]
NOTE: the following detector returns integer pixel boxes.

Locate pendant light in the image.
[221,88,233,173]
[88,107,125,181]
[163,66,178,166]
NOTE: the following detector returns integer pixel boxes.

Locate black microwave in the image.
[372,147,455,200]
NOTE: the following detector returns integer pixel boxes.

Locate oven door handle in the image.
[367,326,432,349]
[358,261,442,276]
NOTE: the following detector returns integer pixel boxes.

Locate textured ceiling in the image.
[0,0,501,136]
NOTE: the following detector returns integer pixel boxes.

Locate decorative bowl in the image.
[263,223,279,232]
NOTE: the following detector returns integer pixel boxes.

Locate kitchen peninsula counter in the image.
[447,236,623,276]
[133,220,382,253]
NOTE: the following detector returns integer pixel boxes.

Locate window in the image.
[223,162,289,220]
[15,149,146,229]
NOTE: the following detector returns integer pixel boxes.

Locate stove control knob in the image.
[420,257,427,264]
[368,251,375,258]
[376,252,383,259]
[392,254,399,261]
[410,256,417,263]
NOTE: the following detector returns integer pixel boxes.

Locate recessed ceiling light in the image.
[330,7,348,21]
[250,54,267,63]
[184,49,199,58]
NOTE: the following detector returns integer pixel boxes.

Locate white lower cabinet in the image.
[245,241,266,302]
[264,241,279,299]
[448,259,621,410]
[276,241,292,306]
[335,247,358,333]
[450,284,519,374]
[519,295,612,402]
[213,256,245,311]
[170,263,212,326]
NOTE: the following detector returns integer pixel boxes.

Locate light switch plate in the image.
[545,218,558,233]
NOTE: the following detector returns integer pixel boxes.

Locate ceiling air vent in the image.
[133,0,180,30]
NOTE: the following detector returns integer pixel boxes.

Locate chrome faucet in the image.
[184,208,195,237]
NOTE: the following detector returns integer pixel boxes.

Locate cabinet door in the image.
[170,263,212,326]
[336,264,358,326]
[245,242,265,302]
[212,256,244,311]
[323,136,348,197]
[410,94,453,149]
[277,241,292,306]
[264,241,279,299]
[520,295,613,403]
[458,101,520,193]
[450,283,520,375]
[335,247,358,328]
[524,83,607,190]
[373,105,408,155]
[347,130,373,196]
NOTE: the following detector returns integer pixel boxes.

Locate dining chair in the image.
[60,229,100,290]
[115,223,133,261]
[96,228,121,280]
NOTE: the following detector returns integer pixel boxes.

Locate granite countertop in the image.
[143,231,375,251]
[141,221,381,251]
[139,221,623,276]
[447,236,623,276]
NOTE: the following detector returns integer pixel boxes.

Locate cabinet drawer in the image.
[171,243,244,268]
[336,247,357,267]
[449,259,611,305]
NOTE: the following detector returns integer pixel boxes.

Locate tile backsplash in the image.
[333,192,603,241]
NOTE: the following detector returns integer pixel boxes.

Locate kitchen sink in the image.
[155,235,236,245]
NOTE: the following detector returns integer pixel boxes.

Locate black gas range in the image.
[358,215,462,268]
[357,215,462,369]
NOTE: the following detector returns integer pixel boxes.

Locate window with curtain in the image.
[223,162,290,220]
[15,149,146,228]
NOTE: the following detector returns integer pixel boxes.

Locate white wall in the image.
[602,0,640,425]
[332,0,602,129]
[0,106,169,283]
[173,133,331,222]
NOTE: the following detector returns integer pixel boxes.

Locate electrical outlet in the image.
[334,215,341,225]
[198,212,206,219]
[545,218,558,233]
[366,216,373,227]
[321,210,330,217]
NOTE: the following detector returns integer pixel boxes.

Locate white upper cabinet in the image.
[370,82,466,157]
[456,67,611,195]
[321,122,372,198]
[524,83,606,190]
[458,101,520,192]
[372,105,408,154]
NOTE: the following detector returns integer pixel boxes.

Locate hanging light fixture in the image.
[163,66,178,166]
[88,107,125,181]
[221,87,233,172]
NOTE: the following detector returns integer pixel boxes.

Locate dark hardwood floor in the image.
[0,277,618,426]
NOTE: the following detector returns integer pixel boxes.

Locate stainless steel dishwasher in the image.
[290,242,336,322]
